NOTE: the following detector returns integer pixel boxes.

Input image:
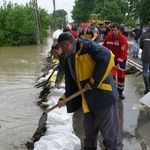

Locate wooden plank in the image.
[139,91,150,108]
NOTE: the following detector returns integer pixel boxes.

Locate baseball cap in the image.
[57,32,75,44]
[81,23,87,29]
[51,42,58,49]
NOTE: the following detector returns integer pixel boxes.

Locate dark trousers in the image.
[83,103,122,150]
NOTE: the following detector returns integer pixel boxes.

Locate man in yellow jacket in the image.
[57,32,122,150]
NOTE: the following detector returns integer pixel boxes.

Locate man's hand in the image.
[53,66,58,71]
[116,64,120,67]
[55,83,60,89]
[58,100,66,108]
[84,82,93,90]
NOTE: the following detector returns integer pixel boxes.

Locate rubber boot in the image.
[84,140,97,150]
[143,77,150,94]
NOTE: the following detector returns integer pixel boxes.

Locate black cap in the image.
[51,42,58,49]
[58,32,75,43]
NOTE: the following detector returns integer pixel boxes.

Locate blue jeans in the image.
[133,40,139,56]
[142,62,150,77]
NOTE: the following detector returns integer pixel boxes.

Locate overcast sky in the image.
[1,0,75,22]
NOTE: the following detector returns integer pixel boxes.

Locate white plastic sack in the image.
[34,88,81,150]
[52,29,63,40]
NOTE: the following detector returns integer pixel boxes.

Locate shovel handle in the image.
[114,66,125,72]
[45,88,87,113]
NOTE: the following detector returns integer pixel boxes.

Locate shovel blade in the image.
[38,112,47,130]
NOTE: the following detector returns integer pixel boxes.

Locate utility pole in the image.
[32,0,42,45]
[52,0,56,30]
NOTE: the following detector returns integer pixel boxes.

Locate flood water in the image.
[0,37,53,150]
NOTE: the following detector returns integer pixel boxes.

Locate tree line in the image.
[72,0,150,27]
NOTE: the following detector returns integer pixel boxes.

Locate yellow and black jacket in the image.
[79,29,93,40]
[61,38,119,113]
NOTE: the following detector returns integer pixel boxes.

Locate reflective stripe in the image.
[117,86,124,90]
[117,58,123,62]
[121,45,125,51]
[97,51,115,88]
[90,77,94,84]
[114,42,119,46]
[115,81,124,87]
[107,41,113,45]
[82,94,90,113]
[106,41,119,46]
[143,39,150,41]
[97,83,112,91]
[75,43,90,113]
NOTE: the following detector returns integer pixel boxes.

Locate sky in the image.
[2,0,75,22]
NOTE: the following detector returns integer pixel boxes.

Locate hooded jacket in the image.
[61,38,119,113]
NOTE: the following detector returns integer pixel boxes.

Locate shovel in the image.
[38,88,88,131]
[115,65,140,75]
[35,70,55,88]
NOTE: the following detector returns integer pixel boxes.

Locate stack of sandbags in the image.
[34,86,81,150]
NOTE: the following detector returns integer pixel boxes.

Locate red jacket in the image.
[103,31,128,65]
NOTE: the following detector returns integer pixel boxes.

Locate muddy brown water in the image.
[0,37,53,150]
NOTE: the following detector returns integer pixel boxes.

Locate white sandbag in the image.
[36,69,54,84]
[34,88,81,150]
[52,29,63,40]
[34,132,81,150]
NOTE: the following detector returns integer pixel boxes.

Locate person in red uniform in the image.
[103,23,128,99]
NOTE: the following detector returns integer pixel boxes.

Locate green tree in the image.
[136,0,150,24]
[72,0,129,25]
[127,0,140,18]
[92,0,104,14]
[51,9,67,29]
[5,2,36,46]
[100,1,124,23]
[72,0,95,23]
[0,1,52,46]
[39,8,52,38]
